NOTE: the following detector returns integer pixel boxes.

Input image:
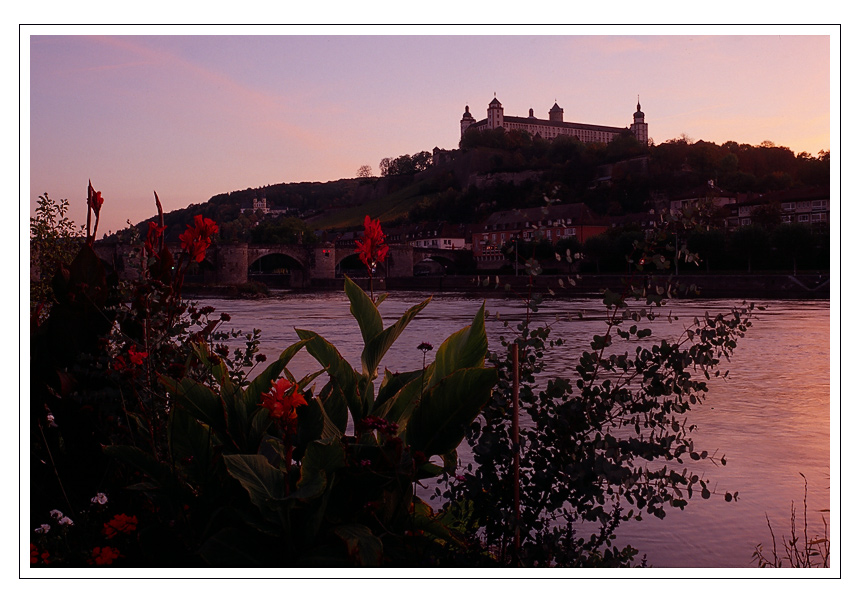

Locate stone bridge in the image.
[92,241,469,288]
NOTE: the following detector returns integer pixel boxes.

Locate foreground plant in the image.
[753,473,830,568]
[439,203,757,567]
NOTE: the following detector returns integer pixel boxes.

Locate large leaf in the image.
[333,524,383,567]
[160,375,226,436]
[197,527,271,567]
[299,437,345,481]
[190,341,236,400]
[291,437,345,502]
[412,497,465,548]
[296,329,365,421]
[104,445,172,488]
[372,368,423,417]
[374,372,424,429]
[345,276,383,347]
[428,303,488,387]
[223,454,285,524]
[168,406,215,485]
[361,297,431,379]
[319,381,349,435]
[406,367,497,457]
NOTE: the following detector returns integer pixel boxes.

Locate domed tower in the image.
[549,102,564,122]
[487,97,504,129]
[631,97,648,145]
[460,105,476,138]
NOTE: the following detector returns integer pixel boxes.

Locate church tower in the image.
[631,97,648,145]
[460,105,476,137]
[487,97,504,129]
[549,102,564,122]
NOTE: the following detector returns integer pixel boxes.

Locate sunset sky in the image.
[25,27,836,235]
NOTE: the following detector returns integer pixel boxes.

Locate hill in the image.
[111,133,829,245]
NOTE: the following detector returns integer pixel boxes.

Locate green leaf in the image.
[374,368,423,416]
[333,524,383,567]
[104,445,172,488]
[428,303,488,388]
[296,329,364,422]
[300,437,346,479]
[292,437,344,501]
[223,454,285,521]
[361,296,430,378]
[345,276,383,347]
[189,341,236,399]
[198,528,271,567]
[374,372,424,428]
[160,375,226,436]
[168,406,214,484]
[406,367,497,457]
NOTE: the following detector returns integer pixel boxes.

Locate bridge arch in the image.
[247,248,305,270]
[247,251,306,289]
[335,251,388,278]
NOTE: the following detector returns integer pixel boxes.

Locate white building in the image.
[460,97,648,146]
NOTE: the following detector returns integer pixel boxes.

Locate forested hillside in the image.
[113,130,829,246]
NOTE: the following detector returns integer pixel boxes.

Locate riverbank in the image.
[183,272,830,299]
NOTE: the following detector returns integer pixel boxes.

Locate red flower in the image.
[180,214,218,263]
[144,221,166,255]
[260,378,307,432]
[192,214,219,239]
[127,345,148,366]
[179,229,209,263]
[102,513,138,539]
[87,180,104,216]
[355,215,389,274]
[90,546,122,566]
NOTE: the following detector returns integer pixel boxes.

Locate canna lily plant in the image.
[118,275,497,566]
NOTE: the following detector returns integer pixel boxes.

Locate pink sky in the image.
[25,29,835,236]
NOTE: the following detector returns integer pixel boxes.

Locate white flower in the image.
[46,413,57,427]
[58,516,74,526]
[49,509,63,520]
[91,493,108,505]
[35,524,50,534]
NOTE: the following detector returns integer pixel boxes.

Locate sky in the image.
[24,27,836,236]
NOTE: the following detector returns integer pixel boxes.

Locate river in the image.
[199,289,832,569]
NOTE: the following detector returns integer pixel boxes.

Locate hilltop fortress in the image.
[460,96,648,145]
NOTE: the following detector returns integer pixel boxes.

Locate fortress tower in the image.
[630,97,648,145]
[460,105,476,137]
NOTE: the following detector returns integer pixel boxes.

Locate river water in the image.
[201,289,832,569]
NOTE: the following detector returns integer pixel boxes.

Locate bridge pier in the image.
[309,244,336,280]
[215,243,249,285]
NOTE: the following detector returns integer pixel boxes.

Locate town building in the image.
[731,186,830,228]
[241,191,290,218]
[473,203,607,268]
[460,97,648,145]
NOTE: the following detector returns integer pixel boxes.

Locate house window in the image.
[781,215,793,223]
[798,214,810,222]
[741,218,751,226]
[781,202,796,211]
[812,200,826,209]
[811,213,827,222]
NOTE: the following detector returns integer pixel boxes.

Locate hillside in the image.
[113,134,829,245]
